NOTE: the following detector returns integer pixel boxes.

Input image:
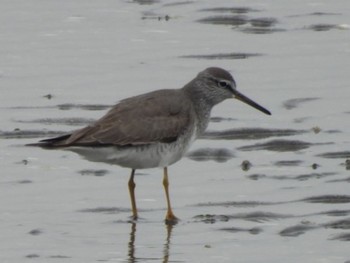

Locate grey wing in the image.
[62,91,191,146]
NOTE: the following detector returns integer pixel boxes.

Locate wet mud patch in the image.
[57,103,112,111]
[317,209,350,217]
[247,172,336,181]
[239,26,285,34]
[289,12,342,18]
[186,147,234,162]
[26,254,40,258]
[197,15,248,26]
[300,195,350,204]
[79,207,130,214]
[279,223,318,237]
[195,200,277,208]
[180,52,261,60]
[274,160,304,166]
[6,103,112,111]
[202,128,307,140]
[14,117,94,126]
[247,173,267,180]
[238,139,316,152]
[250,17,277,27]
[163,1,194,7]
[219,226,262,235]
[141,10,172,21]
[132,0,160,5]
[323,219,350,230]
[239,17,284,34]
[17,180,33,184]
[49,255,72,259]
[194,211,291,224]
[199,7,259,14]
[317,151,350,159]
[271,172,336,181]
[282,97,320,110]
[330,233,350,241]
[327,177,350,183]
[78,169,109,177]
[305,24,346,32]
[280,219,350,238]
[0,129,64,139]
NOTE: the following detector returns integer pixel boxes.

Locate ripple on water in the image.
[186,147,234,162]
[202,128,307,140]
[238,139,315,152]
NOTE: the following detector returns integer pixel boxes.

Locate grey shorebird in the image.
[28,67,271,224]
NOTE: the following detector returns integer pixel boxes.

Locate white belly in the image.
[67,133,196,169]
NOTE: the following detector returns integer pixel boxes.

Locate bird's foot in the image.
[165,211,179,225]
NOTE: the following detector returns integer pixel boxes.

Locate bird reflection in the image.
[127,223,137,263]
[127,222,174,263]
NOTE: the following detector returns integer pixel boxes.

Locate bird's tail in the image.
[26,134,71,148]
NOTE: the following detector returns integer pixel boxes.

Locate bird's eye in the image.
[218,80,229,88]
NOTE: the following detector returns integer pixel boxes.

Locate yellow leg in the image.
[163,167,178,224]
[128,169,138,220]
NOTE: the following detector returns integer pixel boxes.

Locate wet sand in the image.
[1,0,350,262]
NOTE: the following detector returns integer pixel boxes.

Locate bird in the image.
[28,67,271,224]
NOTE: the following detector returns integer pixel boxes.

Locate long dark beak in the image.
[233,90,271,115]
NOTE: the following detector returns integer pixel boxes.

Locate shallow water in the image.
[1,0,350,262]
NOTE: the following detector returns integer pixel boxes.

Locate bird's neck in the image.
[183,82,214,135]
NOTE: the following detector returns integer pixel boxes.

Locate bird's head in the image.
[194,67,271,115]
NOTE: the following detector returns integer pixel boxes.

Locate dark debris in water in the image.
[317,151,350,159]
[301,195,350,204]
[28,229,43,236]
[186,148,234,163]
[241,160,252,171]
[238,139,314,152]
[282,97,320,110]
[78,169,109,177]
[180,52,261,60]
[202,128,307,140]
[220,226,263,235]
[247,173,266,180]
